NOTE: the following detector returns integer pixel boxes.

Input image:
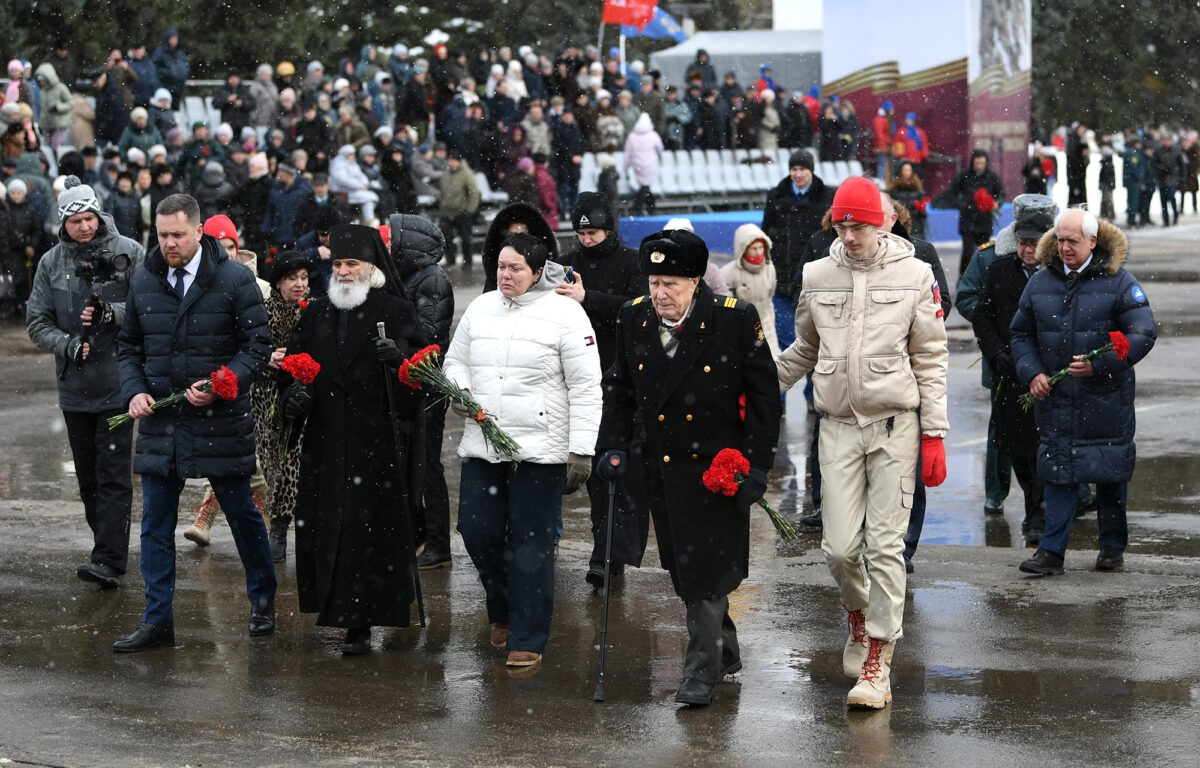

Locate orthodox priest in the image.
[283,223,427,654]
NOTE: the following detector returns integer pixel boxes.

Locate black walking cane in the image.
[593,450,627,702]
[377,322,426,627]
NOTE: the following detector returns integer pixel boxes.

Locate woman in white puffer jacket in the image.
[444,232,602,669]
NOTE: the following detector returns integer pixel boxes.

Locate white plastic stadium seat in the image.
[674,165,697,195]
[658,165,681,195]
[738,164,760,193]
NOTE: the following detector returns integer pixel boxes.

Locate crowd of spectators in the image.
[6,30,1195,319]
[1,33,920,309]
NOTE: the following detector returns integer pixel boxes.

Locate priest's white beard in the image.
[328,273,371,310]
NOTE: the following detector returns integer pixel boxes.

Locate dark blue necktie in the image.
[173,268,187,300]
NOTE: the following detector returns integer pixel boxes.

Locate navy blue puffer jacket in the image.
[118,234,271,479]
[1010,220,1156,485]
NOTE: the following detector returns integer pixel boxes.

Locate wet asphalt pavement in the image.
[1,222,1198,767]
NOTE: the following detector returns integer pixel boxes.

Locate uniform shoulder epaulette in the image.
[715,295,747,310]
[976,240,995,252]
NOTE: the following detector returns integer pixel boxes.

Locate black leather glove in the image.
[374,337,403,365]
[594,449,628,482]
[735,466,769,510]
[562,453,592,494]
[283,384,313,420]
[990,352,1016,380]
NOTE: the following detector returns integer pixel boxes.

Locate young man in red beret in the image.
[776,175,949,709]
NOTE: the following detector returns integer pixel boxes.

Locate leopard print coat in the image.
[251,291,306,521]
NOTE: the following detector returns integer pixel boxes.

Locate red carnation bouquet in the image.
[399,344,521,459]
[1019,330,1131,411]
[281,352,321,385]
[913,196,932,214]
[107,366,239,430]
[277,352,322,457]
[703,448,797,542]
[974,187,998,214]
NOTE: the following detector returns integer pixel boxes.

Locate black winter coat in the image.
[290,289,426,627]
[102,190,142,240]
[1010,222,1156,485]
[261,177,313,247]
[118,236,271,479]
[1153,144,1186,189]
[289,116,334,171]
[561,235,644,374]
[762,174,836,298]
[389,214,454,348]
[551,120,586,177]
[195,165,236,221]
[598,285,781,600]
[948,166,1005,237]
[974,255,1038,456]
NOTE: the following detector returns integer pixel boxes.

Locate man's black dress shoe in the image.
[249,604,275,636]
[343,626,372,655]
[1019,548,1065,576]
[417,549,452,570]
[675,677,715,706]
[1095,547,1124,571]
[720,658,743,677]
[113,623,174,653]
[77,562,121,590]
[799,511,822,529]
[585,563,624,590]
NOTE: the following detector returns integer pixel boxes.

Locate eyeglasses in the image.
[833,223,873,235]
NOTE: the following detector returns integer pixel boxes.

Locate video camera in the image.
[72,247,132,367]
[74,248,131,286]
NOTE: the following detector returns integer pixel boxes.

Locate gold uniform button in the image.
[657,414,665,422]
[703,365,711,373]
[638,363,644,371]
[686,414,693,421]
[662,455,671,463]
[691,453,699,460]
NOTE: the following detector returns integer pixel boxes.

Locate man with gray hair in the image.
[27,177,145,589]
[1012,209,1156,575]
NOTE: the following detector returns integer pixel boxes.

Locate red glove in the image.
[914,197,929,213]
[921,435,947,487]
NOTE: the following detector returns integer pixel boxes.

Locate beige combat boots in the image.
[843,606,869,678]
[183,493,218,546]
[847,637,895,709]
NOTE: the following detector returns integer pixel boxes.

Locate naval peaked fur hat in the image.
[640,229,709,278]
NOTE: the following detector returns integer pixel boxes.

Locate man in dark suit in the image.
[115,193,275,652]
[596,229,781,707]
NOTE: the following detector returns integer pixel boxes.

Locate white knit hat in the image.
[57,176,101,219]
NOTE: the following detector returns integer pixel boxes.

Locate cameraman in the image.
[27,178,145,589]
